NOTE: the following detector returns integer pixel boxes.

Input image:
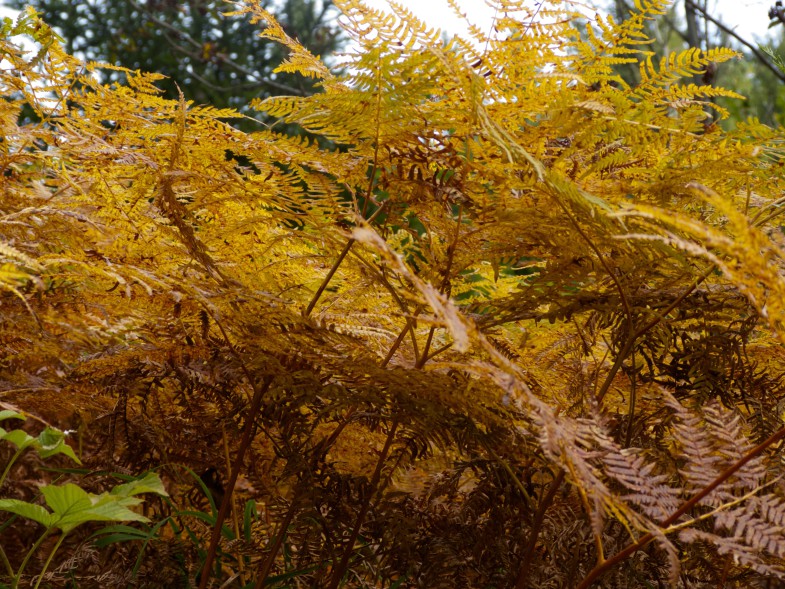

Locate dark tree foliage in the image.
[8,0,342,113]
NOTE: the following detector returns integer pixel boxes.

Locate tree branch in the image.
[684,0,785,84]
[127,0,308,96]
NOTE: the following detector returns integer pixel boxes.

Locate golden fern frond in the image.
[636,47,741,96]
[0,241,44,273]
[227,1,332,81]
[618,183,785,339]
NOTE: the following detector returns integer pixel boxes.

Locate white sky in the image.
[361,0,779,46]
[0,1,779,55]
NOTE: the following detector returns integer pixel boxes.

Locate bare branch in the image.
[685,0,785,84]
[127,0,308,96]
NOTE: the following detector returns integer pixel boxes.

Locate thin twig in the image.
[127,0,309,95]
[304,239,354,317]
[684,0,785,84]
[515,470,565,588]
[327,419,399,589]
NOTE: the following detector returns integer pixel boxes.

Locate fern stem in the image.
[575,423,785,589]
[515,469,565,589]
[198,376,274,589]
[253,497,299,589]
[633,269,712,340]
[221,422,244,577]
[425,342,452,363]
[304,239,354,317]
[327,418,399,589]
[595,337,633,403]
[362,50,383,219]
[597,269,710,403]
[552,194,640,407]
[0,544,13,580]
[32,532,67,589]
[719,555,732,587]
[483,443,532,507]
[381,321,413,368]
[13,528,51,589]
[551,194,632,320]
[623,347,637,447]
[665,476,782,534]
[750,193,785,226]
[253,411,356,587]
[349,255,420,360]
[381,304,426,368]
[306,46,385,322]
[416,206,461,369]
[415,327,436,369]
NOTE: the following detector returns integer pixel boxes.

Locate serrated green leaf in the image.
[110,472,168,498]
[37,483,153,533]
[1,428,35,450]
[57,498,149,533]
[42,483,92,517]
[0,499,54,527]
[0,410,24,422]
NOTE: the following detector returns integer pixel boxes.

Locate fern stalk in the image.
[32,532,67,589]
[327,418,399,589]
[576,423,785,588]
[623,347,637,447]
[197,376,273,589]
[253,496,299,589]
[597,269,712,402]
[304,238,355,317]
[416,206,463,369]
[515,469,565,589]
[253,411,357,587]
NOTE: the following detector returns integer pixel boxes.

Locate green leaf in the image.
[91,523,151,537]
[243,499,257,542]
[109,472,168,498]
[91,523,152,547]
[0,499,54,527]
[38,483,152,533]
[59,499,149,533]
[33,475,167,533]
[0,422,80,464]
[0,410,24,422]
[92,530,150,547]
[1,428,36,450]
[36,427,80,464]
[42,483,92,517]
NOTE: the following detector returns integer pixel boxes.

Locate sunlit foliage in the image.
[3,1,785,586]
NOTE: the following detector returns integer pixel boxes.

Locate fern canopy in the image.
[2,1,785,587]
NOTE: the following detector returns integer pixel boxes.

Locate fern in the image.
[4,1,785,587]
